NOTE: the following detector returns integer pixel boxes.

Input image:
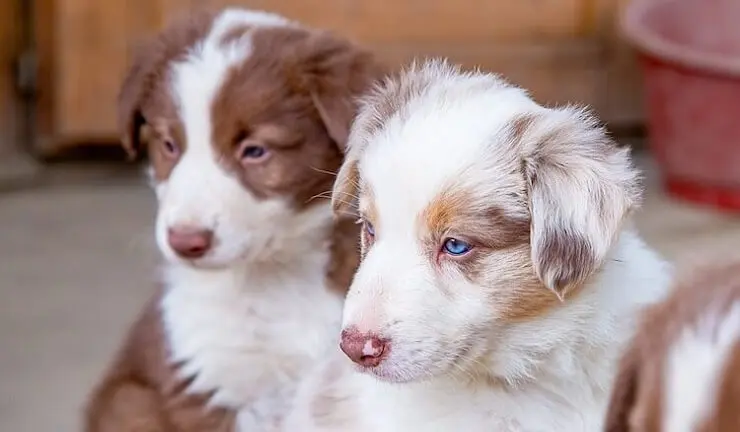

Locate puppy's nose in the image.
[167,226,213,259]
[339,328,389,368]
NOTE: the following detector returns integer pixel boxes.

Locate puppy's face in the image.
[119,9,380,268]
[334,61,640,383]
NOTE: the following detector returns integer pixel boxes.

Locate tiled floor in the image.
[2,153,740,431]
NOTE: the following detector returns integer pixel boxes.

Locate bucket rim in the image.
[621,0,740,77]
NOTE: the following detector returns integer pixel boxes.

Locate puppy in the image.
[605,261,740,432]
[84,8,382,431]
[283,59,672,432]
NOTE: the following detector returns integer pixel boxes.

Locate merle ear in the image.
[605,342,641,432]
[518,108,641,298]
[302,31,386,153]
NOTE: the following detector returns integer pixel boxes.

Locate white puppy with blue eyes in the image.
[283,59,672,432]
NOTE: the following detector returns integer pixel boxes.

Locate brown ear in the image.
[118,10,215,160]
[605,343,641,432]
[118,43,151,160]
[519,108,641,299]
[301,31,386,153]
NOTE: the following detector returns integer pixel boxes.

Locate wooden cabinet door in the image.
[33,0,641,155]
[1,0,22,155]
[33,0,160,155]
[161,0,613,117]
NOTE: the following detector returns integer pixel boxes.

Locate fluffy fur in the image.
[605,261,740,432]
[85,8,382,431]
[284,60,672,432]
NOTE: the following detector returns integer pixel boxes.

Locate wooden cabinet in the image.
[1,0,22,153]
[32,0,642,155]
[0,0,40,184]
[33,0,160,154]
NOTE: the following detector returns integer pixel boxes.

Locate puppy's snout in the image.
[167,226,214,259]
[340,328,389,368]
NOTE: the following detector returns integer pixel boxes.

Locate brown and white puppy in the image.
[84,8,383,431]
[605,261,740,432]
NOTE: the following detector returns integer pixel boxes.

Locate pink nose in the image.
[339,328,389,368]
[167,226,213,259]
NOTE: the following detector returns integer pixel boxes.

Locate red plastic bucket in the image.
[622,0,740,211]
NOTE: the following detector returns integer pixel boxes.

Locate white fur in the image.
[663,301,740,432]
[286,60,672,431]
[150,9,342,430]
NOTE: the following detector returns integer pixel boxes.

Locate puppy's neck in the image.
[465,229,670,393]
[156,204,342,410]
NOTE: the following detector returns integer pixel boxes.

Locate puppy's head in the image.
[333,60,640,383]
[605,262,740,432]
[119,8,381,268]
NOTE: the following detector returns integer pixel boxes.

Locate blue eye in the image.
[442,238,472,256]
[365,221,375,237]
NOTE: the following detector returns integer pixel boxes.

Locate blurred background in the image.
[1,0,739,430]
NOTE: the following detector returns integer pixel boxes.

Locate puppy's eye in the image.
[364,221,375,238]
[236,140,270,164]
[442,238,472,256]
[241,146,266,159]
[161,139,180,158]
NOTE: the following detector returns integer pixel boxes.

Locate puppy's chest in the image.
[364,384,603,432]
[161,267,342,417]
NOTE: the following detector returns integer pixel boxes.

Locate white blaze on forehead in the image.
[169,8,292,164]
[663,301,740,432]
[155,8,295,250]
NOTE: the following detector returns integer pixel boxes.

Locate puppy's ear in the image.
[300,30,386,152]
[295,31,384,217]
[118,11,214,160]
[519,108,641,298]
[605,343,641,432]
[118,40,158,160]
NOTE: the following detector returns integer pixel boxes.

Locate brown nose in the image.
[167,226,213,259]
[339,328,389,368]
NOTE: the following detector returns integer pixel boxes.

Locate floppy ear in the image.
[519,108,641,298]
[300,30,386,153]
[605,343,641,432]
[118,11,214,160]
[117,40,157,160]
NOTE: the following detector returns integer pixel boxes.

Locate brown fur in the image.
[118,10,215,160]
[420,184,556,321]
[85,294,237,432]
[514,112,640,298]
[605,261,740,432]
[208,24,385,208]
[87,8,385,431]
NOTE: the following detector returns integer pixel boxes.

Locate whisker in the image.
[310,191,333,200]
[332,190,360,201]
[309,166,339,176]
